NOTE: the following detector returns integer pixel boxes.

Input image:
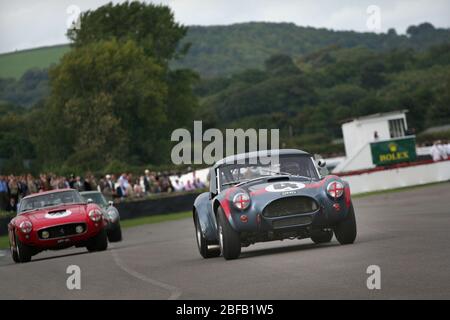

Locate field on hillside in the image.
[0,45,70,79]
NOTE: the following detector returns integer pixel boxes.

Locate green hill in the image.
[0,44,70,79]
[1,22,449,79]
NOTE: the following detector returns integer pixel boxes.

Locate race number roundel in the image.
[265,182,306,192]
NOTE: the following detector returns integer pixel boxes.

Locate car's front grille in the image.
[38,223,87,240]
[272,215,313,228]
[262,196,319,218]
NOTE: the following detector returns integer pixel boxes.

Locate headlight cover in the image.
[327,181,345,199]
[107,208,119,221]
[19,221,33,234]
[88,209,103,222]
[233,192,251,210]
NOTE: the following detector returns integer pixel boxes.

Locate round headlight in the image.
[41,231,50,239]
[19,221,33,234]
[327,181,344,199]
[107,209,119,221]
[233,193,251,210]
[88,209,102,222]
[75,225,84,234]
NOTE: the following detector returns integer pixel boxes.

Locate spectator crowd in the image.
[430,140,450,162]
[0,170,207,212]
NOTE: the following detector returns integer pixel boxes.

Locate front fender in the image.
[193,192,218,242]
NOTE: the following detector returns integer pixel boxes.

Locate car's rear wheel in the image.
[194,212,220,259]
[87,229,108,252]
[217,207,241,260]
[14,234,32,263]
[334,204,357,245]
[107,223,122,242]
[311,229,333,244]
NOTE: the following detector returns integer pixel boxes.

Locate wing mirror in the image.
[317,160,327,168]
[87,198,93,204]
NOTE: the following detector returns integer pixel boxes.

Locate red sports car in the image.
[8,189,108,263]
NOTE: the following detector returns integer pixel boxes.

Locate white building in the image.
[333,110,410,173]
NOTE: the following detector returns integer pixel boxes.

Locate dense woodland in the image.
[0,2,449,174]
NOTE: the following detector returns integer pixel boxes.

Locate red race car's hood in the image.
[23,203,89,228]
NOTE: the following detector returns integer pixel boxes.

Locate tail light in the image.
[19,221,33,234]
[233,193,251,210]
[88,209,103,222]
[327,181,344,199]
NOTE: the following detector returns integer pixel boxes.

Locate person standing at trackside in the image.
[430,140,448,161]
[8,175,19,204]
[100,174,115,201]
[444,140,450,157]
[0,176,9,210]
[373,131,379,141]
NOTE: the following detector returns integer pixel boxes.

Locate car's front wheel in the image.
[217,207,241,260]
[334,204,357,245]
[107,223,122,242]
[14,233,32,263]
[311,229,333,244]
[87,229,108,252]
[194,212,220,259]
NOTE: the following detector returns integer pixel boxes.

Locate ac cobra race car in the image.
[193,149,357,260]
[8,189,108,263]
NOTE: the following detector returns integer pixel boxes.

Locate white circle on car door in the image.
[265,182,306,192]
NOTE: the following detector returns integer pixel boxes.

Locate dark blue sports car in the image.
[193,149,357,260]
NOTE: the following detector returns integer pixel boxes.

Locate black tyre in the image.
[87,229,108,252]
[311,229,333,244]
[14,233,32,263]
[10,234,20,263]
[334,204,357,245]
[107,223,123,242]
[195,212,220,258]
[217,207,241,260]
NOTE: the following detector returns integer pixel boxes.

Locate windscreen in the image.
[218,155,319,187]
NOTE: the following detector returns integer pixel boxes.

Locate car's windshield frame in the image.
[80,192,108,207]
[217,154,320,190]
[18,190,85,214]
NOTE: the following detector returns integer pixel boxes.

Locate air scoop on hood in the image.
[266,176,290,183]
[47,209,68,215]
[44,209,73,219]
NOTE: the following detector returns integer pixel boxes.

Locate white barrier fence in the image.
[340,160,450,195]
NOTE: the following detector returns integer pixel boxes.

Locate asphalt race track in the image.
[1,182,449,299]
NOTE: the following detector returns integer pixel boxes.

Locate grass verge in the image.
[120,211,191,228]
[0,235,9,250]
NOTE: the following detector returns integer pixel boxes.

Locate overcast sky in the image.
[0,0,449,54]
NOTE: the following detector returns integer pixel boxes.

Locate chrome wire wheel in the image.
[195,219,202,250]
[218,224,224,253]
[15,241,20,258]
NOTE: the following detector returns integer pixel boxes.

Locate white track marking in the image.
[110,244,182,300]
